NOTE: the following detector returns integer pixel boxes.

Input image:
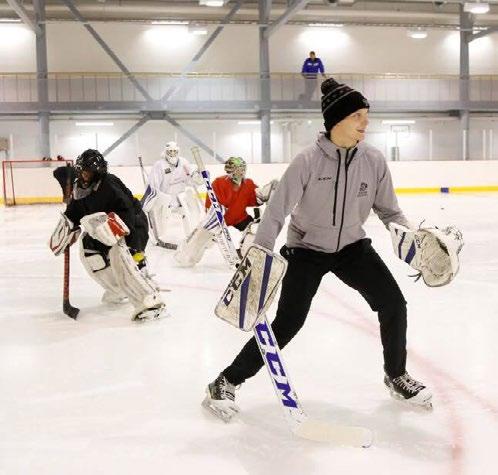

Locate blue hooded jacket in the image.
[301,57,324,75]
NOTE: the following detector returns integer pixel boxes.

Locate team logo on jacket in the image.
[357,182,368,197]
[164,168,172,174]
[318,176,332,181]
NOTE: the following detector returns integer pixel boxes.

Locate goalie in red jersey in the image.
[174,157,277,267]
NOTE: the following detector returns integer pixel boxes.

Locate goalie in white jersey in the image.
[142,141,204,248]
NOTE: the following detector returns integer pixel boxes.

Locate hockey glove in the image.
[49,213,80,256]
[389,222,464,287]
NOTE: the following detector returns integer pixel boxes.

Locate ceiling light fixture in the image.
[309,23,344,28]
[151,20,189,25]
[382,120,416,125]
[189,25,208,35]
[463,2,490,14]
[75,122,114,127]
[407,28,428,39]
[199,0,225,7]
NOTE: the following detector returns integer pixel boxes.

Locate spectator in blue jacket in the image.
[300,51,325,101]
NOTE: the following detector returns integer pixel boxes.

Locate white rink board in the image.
[2,160,498,204]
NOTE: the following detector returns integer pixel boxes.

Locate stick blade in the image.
[156,241,178,250]
[63,301,80,320]
[293,419,373,448]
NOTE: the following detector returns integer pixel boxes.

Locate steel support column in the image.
[34,0,50,159]
[259,0,272,164]
[459,5,473,161]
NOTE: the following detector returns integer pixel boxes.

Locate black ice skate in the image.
[202,373,239,423]
[384,372,433,410]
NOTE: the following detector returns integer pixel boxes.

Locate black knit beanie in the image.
[321,78,370,132]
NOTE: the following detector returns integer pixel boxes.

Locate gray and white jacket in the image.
[254,132,409,253]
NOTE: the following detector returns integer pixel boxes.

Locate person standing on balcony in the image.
[300,51,325,101]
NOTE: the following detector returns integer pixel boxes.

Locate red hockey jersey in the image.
[205,176,258,226]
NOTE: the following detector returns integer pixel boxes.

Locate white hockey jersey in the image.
[147,157,197,197]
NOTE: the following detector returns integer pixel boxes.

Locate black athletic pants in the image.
[222,238,407,385]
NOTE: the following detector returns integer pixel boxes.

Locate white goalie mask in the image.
[161,141,180,167]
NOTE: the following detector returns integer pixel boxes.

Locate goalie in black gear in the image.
[49,149,168,321]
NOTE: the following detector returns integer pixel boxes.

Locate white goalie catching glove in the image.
[49,213,81,256]
[80,212,130,247]
[215,245,288,331]
[255,179,278,205]
[389,222,464,287]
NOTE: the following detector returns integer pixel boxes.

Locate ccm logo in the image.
[222,258,251,306]
[255,320,298,408]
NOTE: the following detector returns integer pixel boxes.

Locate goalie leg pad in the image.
[79,236,125,300]
[108,241,164,316]
[215,245,288,331]
[147,204,172,243]
[239,222,258,257]
[176,188,203,237]
[144,191,173,243]
[173,225,213,267]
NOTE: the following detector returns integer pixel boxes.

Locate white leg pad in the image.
[108,241,164,315]
[144,192,172,243]
[239,222,258,256]
[79,237,124,300]
[177,187,203,236]
[174,225,213,267]
[147,205,172,243]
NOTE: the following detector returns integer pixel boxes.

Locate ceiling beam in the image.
[5,0,41,34]
[264,0,310,38]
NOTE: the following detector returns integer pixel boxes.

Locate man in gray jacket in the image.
[205,78,432,417]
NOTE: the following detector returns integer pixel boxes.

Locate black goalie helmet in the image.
[75,149,107,187]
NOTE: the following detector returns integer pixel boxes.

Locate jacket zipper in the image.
[332,149,341,226]
[335,148,358,252]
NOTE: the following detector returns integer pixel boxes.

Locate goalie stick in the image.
[137,155,148,187]
[193,147,372,448]
[62,162,80,319]
[191,147,239,269]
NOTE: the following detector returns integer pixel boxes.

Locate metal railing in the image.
[1,72,498,106]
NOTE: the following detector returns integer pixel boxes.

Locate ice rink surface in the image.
[1,193,497,475]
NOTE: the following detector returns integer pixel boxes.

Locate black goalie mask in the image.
[75,149,107,188]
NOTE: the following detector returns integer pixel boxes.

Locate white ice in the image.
[1,193,497,475]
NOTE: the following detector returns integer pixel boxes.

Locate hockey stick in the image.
[137,156,147,187]
[192,147,372,447]
[156,241,178,250]
[62,162,80,319]
[191,147,238,269]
